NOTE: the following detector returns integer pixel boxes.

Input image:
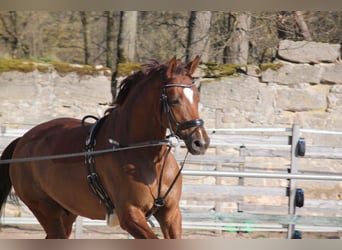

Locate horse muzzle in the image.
[183,127,210,155]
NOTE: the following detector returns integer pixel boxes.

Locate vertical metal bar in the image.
[287,124,299,239]
[214,146,223,216]
[237,146,246,213]
[74,216,83,239]
[238,147,245,186]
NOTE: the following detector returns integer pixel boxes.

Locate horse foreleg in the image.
[26,200,71,239]
[61,212,77,238]
[118,205,159,239]
[155,206,182,239]
[31,208,68,239]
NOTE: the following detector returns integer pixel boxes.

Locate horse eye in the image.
[168,98,180,105]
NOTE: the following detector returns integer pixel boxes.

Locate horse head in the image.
[161,56,210,155]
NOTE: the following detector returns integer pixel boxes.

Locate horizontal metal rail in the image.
[3,216,342,234]
[182,170,342,181]
[207,127,342,135]
[0,140,172,165]
[3,126,342,136]
[300,128,342,135]
[1,125,342,238]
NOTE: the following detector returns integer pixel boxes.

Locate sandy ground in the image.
[1,200,341,239]
[0,223,341,239]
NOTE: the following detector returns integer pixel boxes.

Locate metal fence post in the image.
[287,124,299,239]
[74,216,83,239]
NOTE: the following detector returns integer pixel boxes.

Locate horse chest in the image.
[121,162,158,184]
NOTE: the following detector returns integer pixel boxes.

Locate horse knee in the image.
[118,211,140,231]
[118,209,158,239]
[155,208,182,239]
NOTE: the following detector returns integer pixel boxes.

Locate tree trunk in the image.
[105,11,116,70]
[186,11,212,63]
[79,11,90,65]
[104,11,118,103]
[277,11,312,41]
[0,11,19,58]
[294,11,312,41]
[222,13,235,64]
[225,11,251,65]
[118,11,137,63]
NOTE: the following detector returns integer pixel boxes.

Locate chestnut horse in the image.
[0,56,209,239]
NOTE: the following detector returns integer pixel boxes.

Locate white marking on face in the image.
[183,88,194,104]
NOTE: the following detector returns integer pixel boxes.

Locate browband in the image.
[162,80,196,89]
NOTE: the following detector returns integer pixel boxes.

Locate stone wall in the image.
[196,40,342,200]
[1,40,342,203]
[0,69,112,127]
[0,39,341,139]
[199,40,342,133]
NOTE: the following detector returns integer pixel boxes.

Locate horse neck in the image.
[109,76,166,144]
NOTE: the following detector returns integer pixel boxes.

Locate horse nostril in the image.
[193,140,202,148]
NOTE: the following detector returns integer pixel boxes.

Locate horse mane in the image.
[114,60,166,106]
[104,59,188,115]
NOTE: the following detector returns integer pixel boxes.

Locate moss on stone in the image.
[51,62,109,76]
[202,62,240,78]
[0,59,110,76]
[0,59,36,73]
[258,62,283,72]
[117,63,142,77]
[37,65,51,73]
[51,61,76,75]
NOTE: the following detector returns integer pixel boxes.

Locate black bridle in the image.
[160,80,204,141]
[145,81,205,221]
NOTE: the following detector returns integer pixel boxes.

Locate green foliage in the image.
[36,57,55,63]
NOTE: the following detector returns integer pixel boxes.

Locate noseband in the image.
[160,81,204,140]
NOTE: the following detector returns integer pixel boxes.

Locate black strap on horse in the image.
[81,113,190,224]
[145,148,189,223]
[160,81,204,142]
[82,115,115,215]
[80,82,204,226]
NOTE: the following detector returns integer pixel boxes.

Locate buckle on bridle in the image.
[154,197,165,208]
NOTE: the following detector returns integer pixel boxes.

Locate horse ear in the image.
[166,56,177,79]
[186,55,201,76]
